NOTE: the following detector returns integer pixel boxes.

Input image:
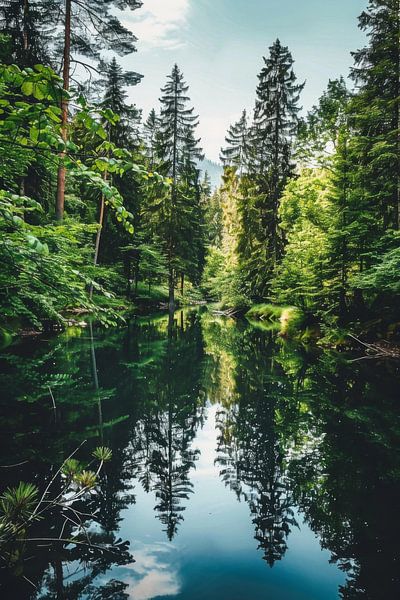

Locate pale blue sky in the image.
[119,0,366,161]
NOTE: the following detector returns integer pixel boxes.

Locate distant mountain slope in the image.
[198,158,223,190]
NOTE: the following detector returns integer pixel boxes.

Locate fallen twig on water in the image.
[348,333,400,361]
[211,308,240,317]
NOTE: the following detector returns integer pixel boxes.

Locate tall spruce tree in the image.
[250,40,304,284]
[351,0,400,233]
[220,109,249,173]
[178,126,205,292]
[143,109,162,169]
[157,64,204,310]
[98,57,142,147]
[251,39,303,268]
[236,40,303,298]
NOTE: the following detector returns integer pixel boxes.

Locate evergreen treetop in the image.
[251,38,304,174]
[159,64,200,183]
[220,109,249,173]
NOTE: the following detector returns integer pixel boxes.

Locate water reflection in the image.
[208,318,302,566]
[122,543,180,600]
[127,313,205,541]
[0,309,399,598]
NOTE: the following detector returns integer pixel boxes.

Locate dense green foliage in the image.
[0,1,208,333]
[1,0,398,336]
[206,3,400,336]
[1,0,399,595]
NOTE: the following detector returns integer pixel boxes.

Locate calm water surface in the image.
[0,310,399,599]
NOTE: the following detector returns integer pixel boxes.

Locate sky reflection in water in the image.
[0,309,399,599]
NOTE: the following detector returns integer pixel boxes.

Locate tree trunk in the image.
[180,272,184,297]
[126,254,131,297]
[23,0,29,52]
[167,74,179,314]
[272,93,281,266]
[168,309,174,333]
[53,557,64,600]
[89,171,107,300]
[339,134,349,323]
[168,267,175,313]
[134,273,138,297]
[89,322,103,442]
[55,0,71,222]
[397,1,400,229]
[20,2,29,204]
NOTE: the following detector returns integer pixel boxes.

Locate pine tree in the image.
[54,0,143,221]
[298,77,351,167]
[178,126,206,291]
[99,57,142,147]
[143,109,161,170]
[351,0,400,232]
[157,64,204,309]
[201,171,212,198]
[0,0,51,67]
[249,39,304,270]
[234,41,304,300]
[220,109,249,173]
[89,56,143,281]
[158,65,199,183]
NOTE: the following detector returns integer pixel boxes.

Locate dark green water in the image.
[0,309,399,599]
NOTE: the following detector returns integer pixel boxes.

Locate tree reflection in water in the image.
[209,318,300,566]
[204,313,400,595]
[130,312,205,540]
[0,309,399,598]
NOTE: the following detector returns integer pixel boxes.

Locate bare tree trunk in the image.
[55,0,71,222]
[20,1,29,203]
[89,173,107,300]
[23,0,29,52]
[90,123,112,298]
[272,94,281,266]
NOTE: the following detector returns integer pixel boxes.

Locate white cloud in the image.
[123,0,190,50]
[125,542,181,600]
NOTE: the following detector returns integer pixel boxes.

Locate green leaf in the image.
[21,80,33,96]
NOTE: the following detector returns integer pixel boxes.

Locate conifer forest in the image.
[0,1,399,599]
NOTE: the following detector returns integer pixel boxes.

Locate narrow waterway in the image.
[0,309,399,599]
